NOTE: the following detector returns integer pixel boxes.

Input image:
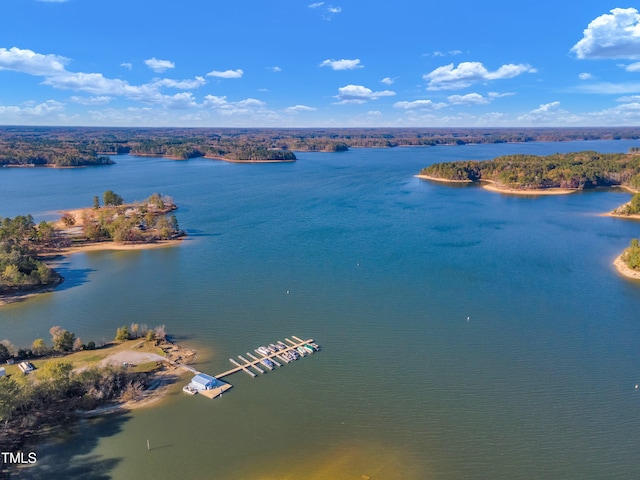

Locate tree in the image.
[115,326,130,342]
[31,338,48,356]
[0,343,10,362]
[73,337,84,351]
[93,195,100,209]
[103,190,124,207]
[61,212,76,227]
[50,326,75,352]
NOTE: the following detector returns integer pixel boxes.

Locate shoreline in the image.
[481,182,579,195]
[415,174,472,183]
[614,253,640,280]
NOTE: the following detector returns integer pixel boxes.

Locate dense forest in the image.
[420,150,640,190]
[622,238,640,270]
[2,126,640,165]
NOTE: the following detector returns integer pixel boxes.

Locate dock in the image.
[215,337,316,379]
[183,335,319,400]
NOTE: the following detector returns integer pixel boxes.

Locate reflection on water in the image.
[2,141,640,479]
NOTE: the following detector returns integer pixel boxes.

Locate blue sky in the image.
[1,1,640,127]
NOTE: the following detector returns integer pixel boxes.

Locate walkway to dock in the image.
[215,336,315,379]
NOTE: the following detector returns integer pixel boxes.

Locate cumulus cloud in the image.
[531,101,561,113]
[0,100,64,118]
[424,62,536,90]
[284,104,317,113]
[206,69,244,79]
[626,62,640,72]
[151,76,206,89]
[120,62,133,70]
[202,95,272,117]
[381,77,395,85]
[334,84,395,104]
[571,8,640,59]
[69,96,112,105]
[394,99,446,110]
[269,66,282,72]
[0,47,68,76]
[447,93,490,105]
[144,57,175,73]
[320,59,363,70]
[579,72,594,80]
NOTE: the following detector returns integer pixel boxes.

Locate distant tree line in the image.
[420,150,640,190]
[3,126,640,165]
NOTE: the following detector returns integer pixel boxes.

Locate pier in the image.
[215,337,316,379]
[183,336,318,400]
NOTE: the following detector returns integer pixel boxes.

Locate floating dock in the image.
[182,335,319,400]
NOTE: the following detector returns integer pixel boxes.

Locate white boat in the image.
[183,384,198,395]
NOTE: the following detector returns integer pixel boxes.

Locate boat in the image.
[183,384,198,395]
[261,358,275,370]
[296,346,308,356]
[303,344,315,353]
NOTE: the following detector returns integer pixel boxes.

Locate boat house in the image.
[189,373,219,391]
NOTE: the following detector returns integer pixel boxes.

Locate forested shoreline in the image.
[3,126,640,165]
[420,150,640,190]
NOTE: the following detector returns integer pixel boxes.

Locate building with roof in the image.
[189,373,219,391]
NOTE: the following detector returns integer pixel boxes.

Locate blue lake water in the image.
[2,140,640,479]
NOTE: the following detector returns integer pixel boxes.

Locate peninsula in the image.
[418,150,640,194]
[0,191,185,304]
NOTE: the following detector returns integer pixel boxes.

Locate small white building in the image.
[0,367,5,378]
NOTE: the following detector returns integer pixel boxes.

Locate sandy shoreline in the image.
[415,174,472,183]
[614,253,640,280]
[481,183,579,195]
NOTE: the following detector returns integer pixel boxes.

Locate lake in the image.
[2,140,640,479]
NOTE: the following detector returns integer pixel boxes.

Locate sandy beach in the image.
[481,182,578,195]
[415,174,472,183]
[614,253,640,280]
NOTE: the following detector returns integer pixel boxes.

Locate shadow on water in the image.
[7,413,131,480]
[50,264,94,293]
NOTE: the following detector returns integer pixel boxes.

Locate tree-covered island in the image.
[419,150,640,193]
[0,192,184,303]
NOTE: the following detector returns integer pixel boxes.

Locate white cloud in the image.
[531,101,561,113]
[571,8,640,59]
[424,62,536,90]
[327,6,341,13]
[320,59,363,70]
[0,47,68,76]
[617,95,640,102]
[574,81,640,94]
[447,93,490,105]
[144,57,175,73]
[381,77,395,85]
[394,99,446,110]
[163,92,198,110]
[309,3,342,20]
[0,100,65,120]
[120,62,133,70]
[36,0,68,2]
[334,84,395,104]
[206,69,244,79]
[285,104,317,113]
[151,76,206,89]
[308,2,324,7]
[269,66,282,72]
[579,72,593,80]
[626,62,640,72]
[449,50,462,56]
[69,96,112,105]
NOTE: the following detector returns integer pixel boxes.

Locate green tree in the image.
[103,190,124,207]
[115,326,130,342]
[93,195,100,209]
[50,326,75,352]
[31,338,48,356]
[0,343,10,362]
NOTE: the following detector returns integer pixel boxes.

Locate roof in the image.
[192,373,216,384]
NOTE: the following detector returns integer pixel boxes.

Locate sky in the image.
[2,1,640,127]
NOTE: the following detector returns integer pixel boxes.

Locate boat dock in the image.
[182,335,319,400]
[215,336,316,379]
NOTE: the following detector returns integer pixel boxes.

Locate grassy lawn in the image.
[3,339,166,376]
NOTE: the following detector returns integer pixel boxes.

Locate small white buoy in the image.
[286,290,290,294]
[467,316,470,322]
[635,384,639,390]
